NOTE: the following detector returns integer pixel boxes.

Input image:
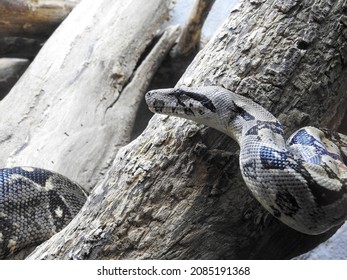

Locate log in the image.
[0,0,80,38]
[0,58,30,100]
[172,0,216,56]
[295,225,347,259]
[0,37,44,59]
[0,0,172,195]
[28,0,347,259]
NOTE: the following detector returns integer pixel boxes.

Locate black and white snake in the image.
[1,86,346,258]
[0,167,87,258]
[145,86,347,235]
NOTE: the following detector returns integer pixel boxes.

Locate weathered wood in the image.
[0,37,44,59]
[0,0,80,38]
[0,0,170,194]
[119,25,181,140]
[172,0,216,56]
[295,224,347,259]
[28,0,347,260]
[0,58,30,100]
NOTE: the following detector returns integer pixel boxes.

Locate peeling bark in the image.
[28,0,347,259]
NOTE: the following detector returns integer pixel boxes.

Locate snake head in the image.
[145,86,259,140]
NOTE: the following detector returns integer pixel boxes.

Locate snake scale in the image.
[0,167,87,258]
[1,85,346,258]
[145,86,347,235]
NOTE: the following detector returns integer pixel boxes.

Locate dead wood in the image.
[28,0,347,260]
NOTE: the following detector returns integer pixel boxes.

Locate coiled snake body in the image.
[0,167,87,258]
[1,86,346,258]
[145,86,347,235]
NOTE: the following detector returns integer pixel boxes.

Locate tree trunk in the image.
[0,0,172,194]
[0,37,44,60]
[0,0,80,38]
[26,0,347,260]
[172,0,216,56]
[0,58,30,99]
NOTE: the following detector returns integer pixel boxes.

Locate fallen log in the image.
[28,0,347,259]
[172,0,216,56]
[0,37,44,59]
[0,0,172,196]
[0,0,80,38]
[0,58,30,100]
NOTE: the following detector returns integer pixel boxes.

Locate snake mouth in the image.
[146,90,175,114]
[147,96,196,116]
[146,99,167,114]
[152,99,165,113]
[146,88,217,116]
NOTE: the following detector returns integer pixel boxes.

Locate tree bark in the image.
[0,0,171,194]
[27,0,347,260]
[0,0,80,38]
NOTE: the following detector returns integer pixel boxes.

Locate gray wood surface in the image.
[27,0,347,259]
[0,0,171,193]
[0,0,80,38]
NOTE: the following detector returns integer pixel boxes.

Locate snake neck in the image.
[145,86,278,143]
[146,86,347,234]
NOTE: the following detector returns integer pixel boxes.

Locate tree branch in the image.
[28,0,347,259]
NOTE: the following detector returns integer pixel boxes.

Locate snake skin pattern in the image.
[145,86,347,235]
[0,167,87,258]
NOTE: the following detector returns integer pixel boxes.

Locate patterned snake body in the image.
[0,167,87,258]
[145,86,347,235]
[1,86,346,258]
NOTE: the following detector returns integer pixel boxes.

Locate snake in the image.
[145,86,347,235]
[0,167,87,258]
[0,86,345,258]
